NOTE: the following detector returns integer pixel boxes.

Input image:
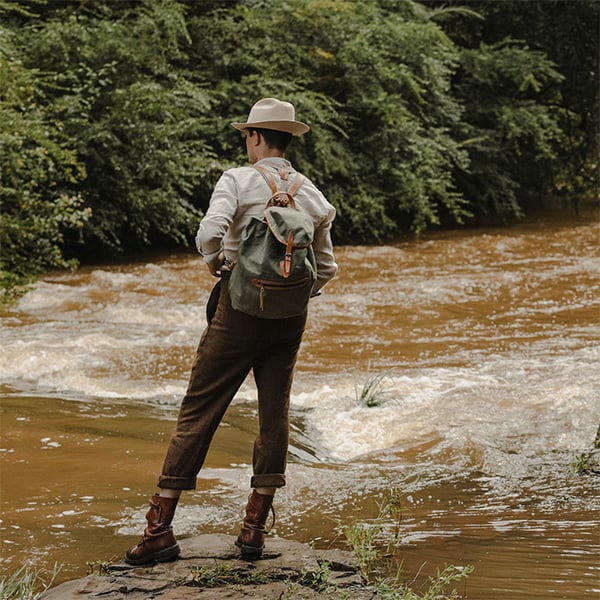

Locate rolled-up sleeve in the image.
[195,171,237,269]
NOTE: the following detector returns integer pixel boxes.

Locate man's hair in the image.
[248,128,293,152]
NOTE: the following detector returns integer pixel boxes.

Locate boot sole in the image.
[235,539,264,561]
[124,543,180,566]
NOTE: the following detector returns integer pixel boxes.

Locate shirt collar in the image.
[255,157,292,170]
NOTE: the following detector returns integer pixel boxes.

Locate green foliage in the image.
[572,423,600,475]
[190,563,271,587]
[21,0,209,254]
[297,560,336,594]
[1,0,590,295]
[343,489,403,580]
[0,18,88,299]
[454,39,565,217]
[0,563,60,600]
[357,371,393,407]
[433,0,599,201]
[186,0,472,238]
[188,560,337,594]
[342,490,473,599]
[572,452,596,476]
[373,564,473,600]
[86,560,113,576]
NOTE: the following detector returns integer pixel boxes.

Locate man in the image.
[125,98,338,564]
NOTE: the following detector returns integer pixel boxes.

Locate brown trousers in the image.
[158,275,307,490]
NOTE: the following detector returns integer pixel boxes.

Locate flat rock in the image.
[40,534,376,599]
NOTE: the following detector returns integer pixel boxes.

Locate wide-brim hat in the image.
[231,98,310,136]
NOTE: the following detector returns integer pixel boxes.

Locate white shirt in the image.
[196,157,338,293]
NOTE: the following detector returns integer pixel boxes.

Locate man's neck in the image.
[252,149,285,163]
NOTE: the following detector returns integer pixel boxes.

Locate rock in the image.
[40,534,376,599]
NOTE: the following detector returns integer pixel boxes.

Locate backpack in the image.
[228,165,317,319]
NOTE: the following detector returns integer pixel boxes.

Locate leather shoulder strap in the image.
[288,173,306,197]
[253,164,278,195]
[253,165,306,198]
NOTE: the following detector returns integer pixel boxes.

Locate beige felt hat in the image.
[231,98,310,136]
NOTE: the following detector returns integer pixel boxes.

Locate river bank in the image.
[39,534,371,599]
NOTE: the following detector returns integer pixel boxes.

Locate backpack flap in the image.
[265,206,315,278]
[264,206,314,247]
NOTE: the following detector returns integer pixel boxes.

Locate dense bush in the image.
[435,0,599,200]
[21,0,209,254]
[0,11,88,299]
[0,0,596,297]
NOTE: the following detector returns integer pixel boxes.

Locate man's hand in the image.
[207,251,225,276]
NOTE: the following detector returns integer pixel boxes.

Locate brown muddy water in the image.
[1,214,599,598]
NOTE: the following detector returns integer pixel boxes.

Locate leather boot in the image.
[125,494,180,565]
[235,490,275,560]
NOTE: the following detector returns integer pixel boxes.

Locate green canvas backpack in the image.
[228,165,317,319]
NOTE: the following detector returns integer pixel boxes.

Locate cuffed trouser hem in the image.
[157,475,197,491]
[251,473,286,488]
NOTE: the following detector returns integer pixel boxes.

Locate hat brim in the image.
[231,120,310,136]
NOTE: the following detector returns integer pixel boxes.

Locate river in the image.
[1,213,599,598]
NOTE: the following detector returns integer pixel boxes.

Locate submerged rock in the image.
[40,534,375,599]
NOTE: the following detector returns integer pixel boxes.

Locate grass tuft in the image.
[341,490,473,599]
[356,370,394,407]
[0,563,60,600]
[190,563,270,588]
[572,423,600,475]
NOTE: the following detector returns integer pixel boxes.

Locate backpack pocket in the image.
[251,277,312,314]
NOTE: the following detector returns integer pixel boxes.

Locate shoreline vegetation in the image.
[1,0,598,301]
[2,492,475,600]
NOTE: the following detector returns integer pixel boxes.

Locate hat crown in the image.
[248,98,296,123]
[231,97,310,135]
